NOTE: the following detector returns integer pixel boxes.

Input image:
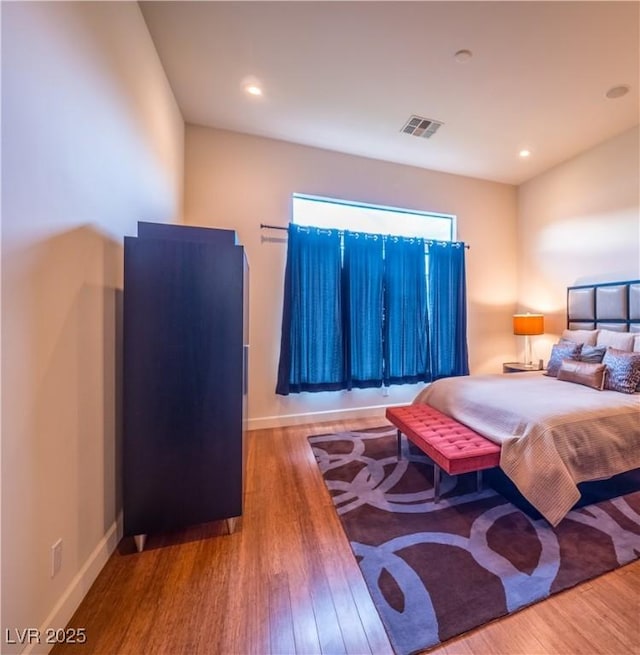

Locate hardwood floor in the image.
[54,419,640,655]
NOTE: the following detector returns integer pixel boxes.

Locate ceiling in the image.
[140,1,640,185]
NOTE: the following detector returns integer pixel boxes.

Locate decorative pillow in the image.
[557,360,606,390]
[602,347,640,393]
[596,329,635,352]
[561,329,599,346]
[545,342,583,377]
[578,345,607,364]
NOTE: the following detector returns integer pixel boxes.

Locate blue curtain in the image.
[383,237,429,385]
[427,241,469,379]
[343,232,384,388]
[276,226,469,394]
[276,225,344,394]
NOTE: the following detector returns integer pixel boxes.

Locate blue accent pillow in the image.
[602,347,640,394]
[579,345,607,364]
[545,342,583,377]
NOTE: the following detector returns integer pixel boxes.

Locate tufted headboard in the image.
[567,280,640,333]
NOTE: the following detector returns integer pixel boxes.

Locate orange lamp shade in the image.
[513,314,544,336]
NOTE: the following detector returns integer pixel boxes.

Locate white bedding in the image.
[414,371,640,525]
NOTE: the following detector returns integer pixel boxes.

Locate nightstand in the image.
[502,362,543,373]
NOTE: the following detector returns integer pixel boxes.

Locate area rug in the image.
[308,426,640,655]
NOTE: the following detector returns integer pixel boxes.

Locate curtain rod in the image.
[260,223,470,249]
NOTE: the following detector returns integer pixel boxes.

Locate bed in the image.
[414,280,640,526]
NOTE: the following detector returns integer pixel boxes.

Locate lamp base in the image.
[524,335,532,367]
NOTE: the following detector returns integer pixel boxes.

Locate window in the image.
[276,195,469,395]
[292,193,455,241]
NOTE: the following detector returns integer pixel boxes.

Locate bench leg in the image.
[476,470,483,493]
[397,429,402,459]
[433,465,441,503]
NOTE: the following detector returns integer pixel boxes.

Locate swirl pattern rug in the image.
[309,426,640,655]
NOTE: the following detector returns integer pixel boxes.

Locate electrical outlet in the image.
[51,539,62,578]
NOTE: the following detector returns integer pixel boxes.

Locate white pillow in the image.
[634,335,640,353]
[561,329,599,346]
[596,329,635,352]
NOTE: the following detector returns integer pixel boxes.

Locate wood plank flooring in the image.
[53,419,640,655]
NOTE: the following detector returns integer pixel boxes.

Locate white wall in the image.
[1,2,184,652]
[184,126,518,428]
[517,126,640,359]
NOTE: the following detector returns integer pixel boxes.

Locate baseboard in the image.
[23,515,123,655]
[247,402,408,430]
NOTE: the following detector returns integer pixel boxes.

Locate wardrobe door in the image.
[123,234,244,538]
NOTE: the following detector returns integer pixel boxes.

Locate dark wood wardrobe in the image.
[123,222,248,551]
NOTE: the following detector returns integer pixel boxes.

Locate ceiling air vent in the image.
[401,115,443,139]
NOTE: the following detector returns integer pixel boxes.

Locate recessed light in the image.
[605,84,630,99]
[454,49,473,63]
[519,149,531,158]
[241,75,263,97]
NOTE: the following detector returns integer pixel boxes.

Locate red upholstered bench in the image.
[386,404,501,502]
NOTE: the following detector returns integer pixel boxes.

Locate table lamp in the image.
[513,313,544,368]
